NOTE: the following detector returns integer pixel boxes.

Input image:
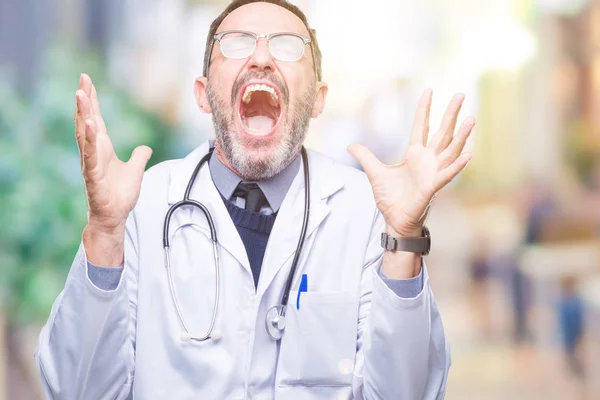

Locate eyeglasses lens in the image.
[220,32,256,59]
[220,33,305,62]
[269,35,305,62]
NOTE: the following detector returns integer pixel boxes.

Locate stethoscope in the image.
[163,146,310,342]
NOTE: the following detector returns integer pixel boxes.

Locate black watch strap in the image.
[381,226,431,255]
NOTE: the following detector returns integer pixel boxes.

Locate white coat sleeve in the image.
[353,210,451,400]
[34,212,139,400]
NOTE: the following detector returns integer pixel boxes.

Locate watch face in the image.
[422,226,430,237]
[422,226,431,255]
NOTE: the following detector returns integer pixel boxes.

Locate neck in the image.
[214,142,244,178]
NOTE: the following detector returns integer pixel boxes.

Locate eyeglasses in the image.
[204,30,317,78]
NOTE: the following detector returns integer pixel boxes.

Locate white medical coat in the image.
[35,141,451,399]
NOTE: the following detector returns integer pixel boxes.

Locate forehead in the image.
[218,2,309,36]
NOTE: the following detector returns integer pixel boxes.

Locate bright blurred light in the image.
[313,0,430,79]
[460,16,538,73]
[535,0,591,15]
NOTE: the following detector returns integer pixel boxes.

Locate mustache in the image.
[230,71,289,107]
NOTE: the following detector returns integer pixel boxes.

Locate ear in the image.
[311,81,328,118]
[194,76,212,114]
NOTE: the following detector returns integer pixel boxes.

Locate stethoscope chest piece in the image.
[266,305,286,340]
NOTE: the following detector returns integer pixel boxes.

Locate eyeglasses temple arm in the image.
[309,43,319,81]
[204,38,217,78]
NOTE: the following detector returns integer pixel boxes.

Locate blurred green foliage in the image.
[0,46,173,323]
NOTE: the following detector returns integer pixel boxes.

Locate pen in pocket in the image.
[296,274,307,310]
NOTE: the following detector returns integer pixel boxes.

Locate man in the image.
[35,0,474,398]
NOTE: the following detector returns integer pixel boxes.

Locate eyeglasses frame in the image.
[203,30,319,81]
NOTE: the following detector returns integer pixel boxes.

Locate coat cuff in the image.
[87,261,124,291]
[377,262,424,299]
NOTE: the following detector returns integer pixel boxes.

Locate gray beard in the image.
[206,82,315,181]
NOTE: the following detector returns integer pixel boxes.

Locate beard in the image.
[206,72,315,181]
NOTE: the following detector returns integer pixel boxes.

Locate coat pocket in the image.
[277,291,357,387]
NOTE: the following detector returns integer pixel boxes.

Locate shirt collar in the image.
[209,149,301,213]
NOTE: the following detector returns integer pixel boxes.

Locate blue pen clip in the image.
[297,274,308,310]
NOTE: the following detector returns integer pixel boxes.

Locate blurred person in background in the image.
[512,180,557,343]
[557,276,585,377]
[469,238,493,337]
[523,181,556,245]
[34,0,475,398]
[584,160,600,232]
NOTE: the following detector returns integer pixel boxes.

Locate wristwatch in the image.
[381,226,431,256]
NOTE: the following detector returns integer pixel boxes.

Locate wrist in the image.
[385,223,423,238]
[83,223,125,267]
[382,251,422,279]
[88,216,126,235]
[381,224,427,279]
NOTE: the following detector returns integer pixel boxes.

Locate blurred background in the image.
[1,0,600,398]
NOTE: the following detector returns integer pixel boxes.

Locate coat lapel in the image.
[167,141,251,277]
[167,143,345,294]
[257,151,344,298]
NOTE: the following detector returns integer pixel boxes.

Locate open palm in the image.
[75,74,152,231]
[348,89,475,237]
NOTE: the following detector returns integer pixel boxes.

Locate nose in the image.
[247,37,275,74]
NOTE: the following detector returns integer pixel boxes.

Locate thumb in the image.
[347,144,382,178]
[129,145,153,172]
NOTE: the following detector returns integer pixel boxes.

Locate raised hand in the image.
[75,73,152,265]
[348,89,474,238]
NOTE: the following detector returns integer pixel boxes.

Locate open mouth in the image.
[238,82,283,137]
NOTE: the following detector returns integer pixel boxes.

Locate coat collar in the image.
[166,140,345,292]
[208,149,301,213]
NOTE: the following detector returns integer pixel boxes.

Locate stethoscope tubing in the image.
[279,147,310,315]
[162,147,309,341]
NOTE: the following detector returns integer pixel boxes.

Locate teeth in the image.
[242,84,279,105]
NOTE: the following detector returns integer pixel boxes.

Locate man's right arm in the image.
[35,214,139,399]
[34,73,151,399]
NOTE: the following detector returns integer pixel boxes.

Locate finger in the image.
[90,83,108,135]
[83,119,99,172]
[80,73,96,121]
[75,91,85,149]
[81,73,93,99]
[74,74,85,122]
[435,152,472,189]
[75,90,91,165]
[128,145,153,173]
[409,89,433,146]
[347,144,383,179]
[76,87,93,119]
[438,117,475,169]
[429,93,465,154]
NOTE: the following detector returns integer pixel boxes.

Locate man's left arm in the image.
[348,89,475,399]
[353,210,450,400]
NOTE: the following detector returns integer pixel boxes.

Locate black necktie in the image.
[233,182,269,213]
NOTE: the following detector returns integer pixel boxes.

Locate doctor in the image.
[36,0,474,399]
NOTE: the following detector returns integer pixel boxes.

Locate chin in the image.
[225,124,294,181]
